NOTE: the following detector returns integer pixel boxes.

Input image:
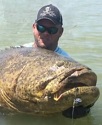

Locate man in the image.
[23,4,90,118]
[23,4,69,58]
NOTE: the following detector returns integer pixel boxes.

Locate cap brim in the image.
[36,17,58,25]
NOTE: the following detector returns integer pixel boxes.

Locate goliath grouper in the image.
[0,47,100,118]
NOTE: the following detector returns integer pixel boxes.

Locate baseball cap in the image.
[35,4,63,25]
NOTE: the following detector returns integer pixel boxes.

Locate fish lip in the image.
[54,86,100,105]
[68,69,97,86]
[53,80,87,101]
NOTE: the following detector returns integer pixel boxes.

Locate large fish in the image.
[0,47,100,117]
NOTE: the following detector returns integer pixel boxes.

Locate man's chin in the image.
[37,40,50,49]
[38,44,46,49]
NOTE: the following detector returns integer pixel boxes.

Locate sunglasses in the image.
[36,24,58,34]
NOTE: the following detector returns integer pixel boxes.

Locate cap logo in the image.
[40,7,56,17]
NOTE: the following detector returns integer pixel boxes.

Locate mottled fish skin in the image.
[0,47,100,115]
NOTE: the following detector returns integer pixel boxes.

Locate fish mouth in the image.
[53,82,87,101]
[53,69,98,102]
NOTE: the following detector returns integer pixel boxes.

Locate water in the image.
[0,0,102,125]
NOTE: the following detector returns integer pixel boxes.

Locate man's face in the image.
[33,19,63,51]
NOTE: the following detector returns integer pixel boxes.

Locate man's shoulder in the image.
[54,47,70,58]
[22,42,33,47]
[20,43,70,58]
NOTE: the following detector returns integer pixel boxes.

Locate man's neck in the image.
[33,42,57,51]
